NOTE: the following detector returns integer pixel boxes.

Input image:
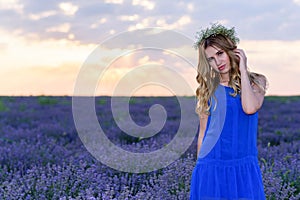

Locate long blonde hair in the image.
[195,34,266,115]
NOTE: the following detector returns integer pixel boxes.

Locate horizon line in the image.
[1,94,300,97]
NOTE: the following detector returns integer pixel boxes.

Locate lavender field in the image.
[0,96,299,199]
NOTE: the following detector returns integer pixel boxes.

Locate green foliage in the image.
[97,98,107,105]
[275,130,282,135]
[18,103,26,111]
[129,98,136,104]
[0,99,9,112]
[265,96,300,103]
[37,96,58,105]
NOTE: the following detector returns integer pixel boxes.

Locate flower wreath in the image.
[194,23,240,49]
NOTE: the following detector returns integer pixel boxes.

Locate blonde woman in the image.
[190,23,267,199]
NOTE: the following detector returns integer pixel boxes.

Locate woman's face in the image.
[204,45,231,74]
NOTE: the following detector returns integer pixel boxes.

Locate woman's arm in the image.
[197,113,208,158]
[235,49,266,114]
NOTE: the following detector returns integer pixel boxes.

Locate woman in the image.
[190,23,267,199]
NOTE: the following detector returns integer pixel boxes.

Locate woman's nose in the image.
[215,57,221,66]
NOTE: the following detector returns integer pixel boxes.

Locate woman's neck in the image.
[220,73,230,86]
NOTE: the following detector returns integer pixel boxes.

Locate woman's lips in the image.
[218,65,226,71]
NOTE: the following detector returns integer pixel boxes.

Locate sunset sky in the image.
[1,0,300,96]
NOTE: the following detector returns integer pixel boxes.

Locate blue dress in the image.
[190,85,266,200]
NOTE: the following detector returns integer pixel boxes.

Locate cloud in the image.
[118,14,139,21]
[59,2,78,16]
[137,55,150,65]
[28,10,57,20]
[293,0,300,6]
[46,23,71,33]
[127,18,151,31]
[0,0,23,14]
[90,17,107,29]
[156,15,192,29]
[172,15,191,28]
[1,0,299,44]
[104,0,124,4]
[132,0,155,10]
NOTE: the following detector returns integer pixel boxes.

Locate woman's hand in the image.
[234,49,247,73]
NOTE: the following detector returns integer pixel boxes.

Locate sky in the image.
[0,0,300,96]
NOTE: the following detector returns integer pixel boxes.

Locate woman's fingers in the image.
[235,49,246,57]
[234,49,247,71]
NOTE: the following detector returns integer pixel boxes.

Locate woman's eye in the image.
[217,51,223,56]
[207,58,213,62]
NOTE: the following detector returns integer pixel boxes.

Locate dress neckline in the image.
[219,84,232,88]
